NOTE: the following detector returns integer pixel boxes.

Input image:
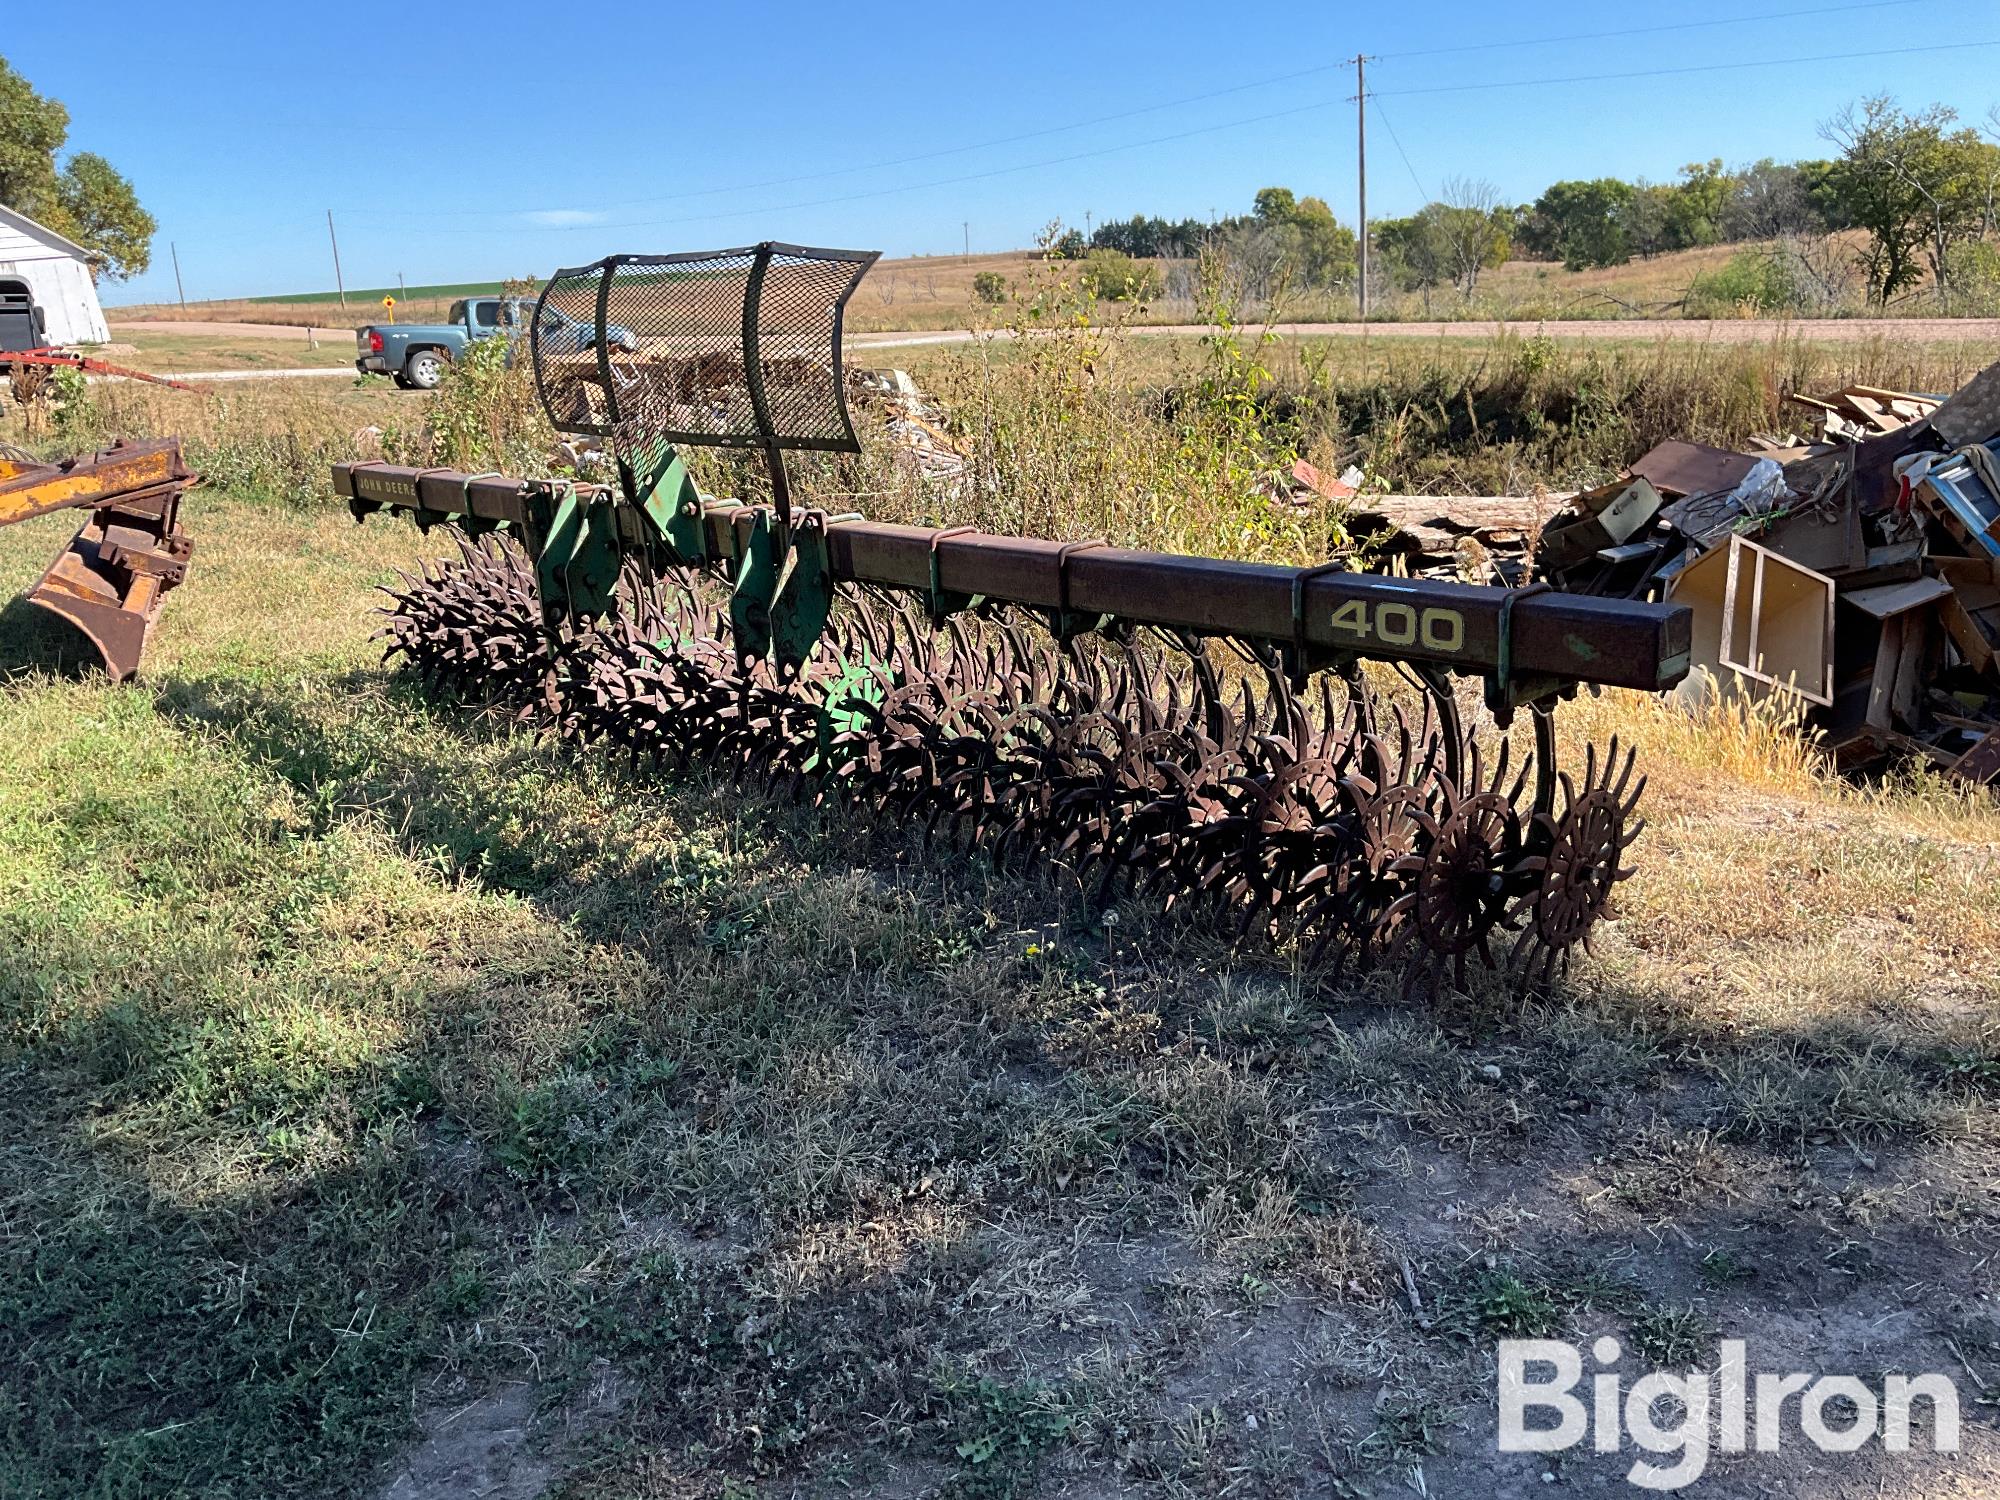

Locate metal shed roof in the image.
[0,203,95,264]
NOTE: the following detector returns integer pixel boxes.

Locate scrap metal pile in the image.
[0,437,195,680]
[1526,367,2000,783]
[334,242,1694,993]
[1349,368,2000,786]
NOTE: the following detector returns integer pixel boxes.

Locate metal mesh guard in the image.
[532,242,879,461]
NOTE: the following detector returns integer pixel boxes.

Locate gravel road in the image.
[116,317,2000,349]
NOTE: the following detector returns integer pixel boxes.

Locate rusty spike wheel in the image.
[375,543,1649,1000]
[1505,736,1647,993]
[1381,734,1533,998]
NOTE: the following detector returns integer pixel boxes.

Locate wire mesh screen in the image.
[531,243,879,463]
[533,267,616,433]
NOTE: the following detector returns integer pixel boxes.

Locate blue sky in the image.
[9,0,1999,304]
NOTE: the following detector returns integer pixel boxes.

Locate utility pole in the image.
[963,221,969,258]
[399,271,408,304]
[170,241,187,310]
[1352,54,1370,321]
[326,210,347,309]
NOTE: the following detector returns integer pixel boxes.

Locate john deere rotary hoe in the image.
[334,243,1691,992]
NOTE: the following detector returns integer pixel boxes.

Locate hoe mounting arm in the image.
[332,462,1692,711]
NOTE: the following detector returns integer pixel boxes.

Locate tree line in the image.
[1059,97,2000,308]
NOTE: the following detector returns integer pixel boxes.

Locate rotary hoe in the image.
[334,243,1692,994]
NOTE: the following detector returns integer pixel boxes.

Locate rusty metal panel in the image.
[1630,440,1761,500]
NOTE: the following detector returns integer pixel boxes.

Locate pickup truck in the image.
[355,295,637,390]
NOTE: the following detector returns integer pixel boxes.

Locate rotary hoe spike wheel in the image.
[1504,736,1647,993]
[373,535,1654,1000]
[341,240,1693,1005]
[1382,736,1530,1000]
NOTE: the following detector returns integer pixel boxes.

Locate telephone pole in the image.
[326,210,348,309]
[1352,54,1370,321]
[170,241,187,310]
[963,221,969,258]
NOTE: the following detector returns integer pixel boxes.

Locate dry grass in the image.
[105,253,1050,334]
[110,294,468,329]
[110,329,357,374]
[105,236,1971,335]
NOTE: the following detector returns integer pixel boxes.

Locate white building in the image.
[0,203,110,347]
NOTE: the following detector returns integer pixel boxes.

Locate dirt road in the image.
[118,316,2000,349]
[110,314,2000,385]
[853,316,2000,350]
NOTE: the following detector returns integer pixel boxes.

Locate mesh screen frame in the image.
[530,242,880,462]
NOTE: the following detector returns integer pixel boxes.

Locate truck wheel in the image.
[406,349,449,390]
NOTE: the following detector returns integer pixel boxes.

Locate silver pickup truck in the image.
[355,296,636,389]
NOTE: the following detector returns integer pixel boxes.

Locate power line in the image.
[341,63,1360,221]
[1371,36,1999,99]
[359,32,1995,239]
[370,95,1360,237]
[1371,98,1430,205]
[335,0,1934,224]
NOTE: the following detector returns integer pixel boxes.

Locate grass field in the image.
[249,279,521,306]
[105,240,1931,335]
[112,328,359,374]
[101,232,2000,338]
[105,253,1054,335]
[3,327,1997,1497]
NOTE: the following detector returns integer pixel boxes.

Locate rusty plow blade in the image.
[2,438,196,682]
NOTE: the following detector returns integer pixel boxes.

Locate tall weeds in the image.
[10,317,1990,547]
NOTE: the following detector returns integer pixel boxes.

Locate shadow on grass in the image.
[6,665,1992,1498]
[0,590,107,683]
[150,664,1102,965]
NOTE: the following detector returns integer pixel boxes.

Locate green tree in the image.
[0,56,66,212]
[1433,181,1512,297]
[1532,178,1637,270]
[0,56,154,280]
[1821,96,2000,302]
[1665,159,1729,249]
[1373,214,1444,307]
[1625,183,1675,260]
[1375,184,1509,308]
[1252,186,1298,225]
[1288,194,1357,288]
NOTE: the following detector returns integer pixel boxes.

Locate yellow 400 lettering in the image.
[1328,599,1466,653]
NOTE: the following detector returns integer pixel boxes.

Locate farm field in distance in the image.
[4,312,1999,1498]
[110,237,2000,337]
